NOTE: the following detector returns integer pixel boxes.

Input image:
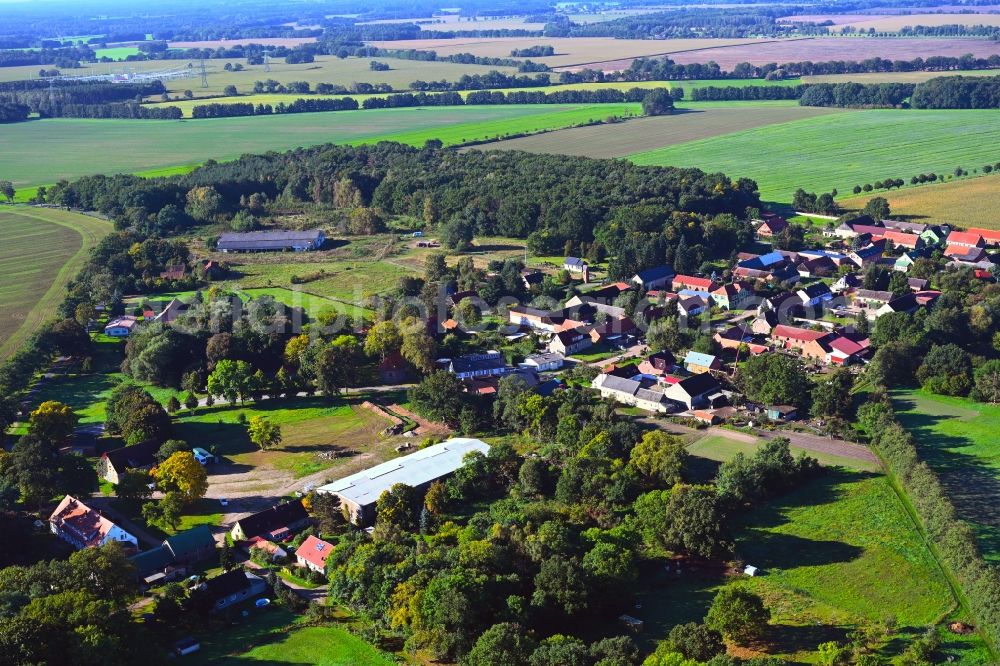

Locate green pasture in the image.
[636,472,983,663]
[0,104,639,190]
[892,389,1000,563]
[93,47,140,60]
[629,109,1000,204]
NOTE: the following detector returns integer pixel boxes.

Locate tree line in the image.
[798,82,916,108]
[690,85,807,101]
[410,70,552,91]
[187,87,669,119]
[911,75,1000,109]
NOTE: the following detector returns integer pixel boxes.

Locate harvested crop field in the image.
[0,56,518,99]
[789,12,1000,30]
[664,37,1000,69]
[368,36,771,68]
[2,104,634,190]
[0,207,111,360]
[802,69,1000,84]
[629,108,1000,203]
[471,104,846,158]
[841,173,1000,229]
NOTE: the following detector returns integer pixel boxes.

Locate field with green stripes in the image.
[629,109,1000,203]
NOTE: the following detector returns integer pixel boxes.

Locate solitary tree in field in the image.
[642,88,674,116]
[247,416,282,451]
[0,180,14,203]
[705,588,771,645]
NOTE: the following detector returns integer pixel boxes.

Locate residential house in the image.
[894,251,924,272]
[755,216,788,238]
[442,351,508,379]
[521,352,564,372]
[130,525,218,584]
[750,311,779,335]
[637,351,676,377]
[797,256,837,279]
[945,245,989,264]
[153,298,187,324]
[684,350,722,374]
[770,324,832,361]
[49,495,138,551]
[378,352,408,384]
[245,536,288,561]
[848,243,884,268]
[876,293,920,318]
[853,289,894,310]
[563,257,588,274]
[104,316,139,337]
[798,249,851,267]
[548,329,592,356]
[217,230,325,253]
[797,282,833,308]
[159,264,186,280]
[230,501,309,542]
[295,535,335,574]
[591,374,674,413]
[714,325,754,350]
[521,270,544,290]
[919,226,949,247]
[98,439,161,485]
[832,273,861,293]
[508,305,562,333]
[711,282,754,310]
[201,570,267,612]
[631,265,675,290]
[317,439,490,525]
[663,373,724,411]
[907,277,930,291]
[678,296,709,317]
[833,216,883,239]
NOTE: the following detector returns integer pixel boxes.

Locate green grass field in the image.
[629,109,1000,204]
[1,104,639,190]
[636,472,986,663]
[93,47,140,60]
[688,433,880,472]
[188,606,393,666]
[892,389,1000,563]
[0,207,112,360]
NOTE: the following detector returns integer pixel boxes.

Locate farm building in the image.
[201,570,267,612]
[440,351,508,379]
[217,230,325,253]
[631,265,675,290]
[521,352,564,372]
[316,438,490,526]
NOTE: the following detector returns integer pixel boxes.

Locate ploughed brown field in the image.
[468,104,846,159]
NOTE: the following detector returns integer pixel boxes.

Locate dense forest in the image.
[0,81,175,120]
[910,74,1000,108]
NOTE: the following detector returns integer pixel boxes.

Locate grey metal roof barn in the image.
[317,438,490,524]
[217,230,325,252]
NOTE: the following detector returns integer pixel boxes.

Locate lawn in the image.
[473,103,845,160]
[636,472,986,663]
[840,173,1000,230]
[0,207,112,361]
[629,109,1000,204]
[131,285,373,320]
[1,104,639,191]
[688,433,880,472]
[93,47,140,60]
[173,395,396,479]
[892,389,1000,563]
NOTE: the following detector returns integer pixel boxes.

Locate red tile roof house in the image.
[770,325,833,361]
[49,495,138,551]
[711,282,754,310]
[295,535,335,574]
[967,227,1000,247]
[825,335,869,365]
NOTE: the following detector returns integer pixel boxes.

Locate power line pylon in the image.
[199,59,209,88]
